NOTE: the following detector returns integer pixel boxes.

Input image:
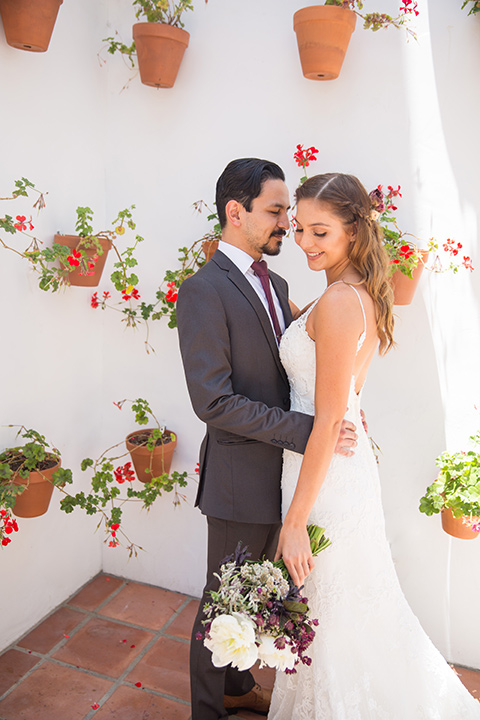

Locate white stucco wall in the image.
[0,0,479,667]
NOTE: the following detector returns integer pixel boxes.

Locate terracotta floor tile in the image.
[0,649,39,696]
[94,684,190,720]
[68,574,124,611]
[53,617,153,678]
[454,665,480,697]
[4,577,480,720]
[100,582,186,630]
[126,635,190,701]
[17,606,85,654]
[168,599,200,640]
[0,661,112,720]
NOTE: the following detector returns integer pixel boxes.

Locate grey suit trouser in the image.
[190,516,282,720]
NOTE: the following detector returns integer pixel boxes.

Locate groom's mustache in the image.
[271,230,286,238]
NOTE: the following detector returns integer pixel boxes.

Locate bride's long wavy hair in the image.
[295,173,394,354]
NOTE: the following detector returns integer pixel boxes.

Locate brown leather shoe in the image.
[224,683,272,716]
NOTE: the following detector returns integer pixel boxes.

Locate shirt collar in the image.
[218,240,257,276]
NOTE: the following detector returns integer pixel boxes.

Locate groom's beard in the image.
[262,230,286,256]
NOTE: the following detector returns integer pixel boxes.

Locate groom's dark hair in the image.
[216,158,285,229]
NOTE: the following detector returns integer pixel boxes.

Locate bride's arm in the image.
[275,286,364,587]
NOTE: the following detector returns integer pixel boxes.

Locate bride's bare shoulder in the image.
[308,282,368,335]
[317,281,373,312]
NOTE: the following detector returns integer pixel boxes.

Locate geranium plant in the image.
[325,0,418,34]
[60,398,195,556]
[103,0,205,68]
[293,144,319,185]
[419,432,480,533]
[1,181,144,294]
[370,184,475,277]
[0,177,46,258]
[462,0,480,15]
[1,402,195,554]
[290,143,320,233]
[92,200,221,333]
[133,0,196,26]
[0,427,72,547]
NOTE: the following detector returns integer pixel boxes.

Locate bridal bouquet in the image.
[201,525,331,674]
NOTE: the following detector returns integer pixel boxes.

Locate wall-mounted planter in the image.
[132,23,189,88]
[391,250,429,306]
[441,508,480,540]
[126,429,177,483]
[54,234,112,288]
[11,459,60,518]
[293,5,356,81]
[0,0,63,52]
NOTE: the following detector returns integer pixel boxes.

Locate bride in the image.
[269,173,480,719]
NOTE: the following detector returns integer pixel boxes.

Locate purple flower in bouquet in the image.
[201,524,331,674]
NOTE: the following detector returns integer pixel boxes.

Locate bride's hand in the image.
[274,523,314,588]
[335,419,357,457]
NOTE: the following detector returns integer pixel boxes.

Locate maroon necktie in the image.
[251,260,283,344]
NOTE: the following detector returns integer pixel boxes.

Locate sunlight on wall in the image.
[402,1,480,665]
[403,4,479,445]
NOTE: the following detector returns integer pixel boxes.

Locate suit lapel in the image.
[269,271,292,329]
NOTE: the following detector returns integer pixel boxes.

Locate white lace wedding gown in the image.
[269,286,480,720]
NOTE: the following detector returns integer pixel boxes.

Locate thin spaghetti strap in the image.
[345,285,366,338]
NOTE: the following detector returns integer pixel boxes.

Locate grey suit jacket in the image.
[176,249,313,524]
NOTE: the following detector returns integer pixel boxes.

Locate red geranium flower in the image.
[114,462,135,484]
[67,248,81,267]
[399,244,414,260]
[400,0,419,17]
[293,144,319,169]
[14,215,27,231]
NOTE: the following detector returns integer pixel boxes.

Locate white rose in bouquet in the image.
[204,612,258,671]
[257,634,296,672]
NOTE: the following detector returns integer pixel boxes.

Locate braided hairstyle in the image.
[295,173,394,354]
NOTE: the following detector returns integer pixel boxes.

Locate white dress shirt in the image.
[218,240,286,342]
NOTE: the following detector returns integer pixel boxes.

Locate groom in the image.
[176,158,357,720]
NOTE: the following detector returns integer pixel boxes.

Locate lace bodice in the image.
[279,286,365,420]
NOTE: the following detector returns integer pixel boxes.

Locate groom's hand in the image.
[334,420,357,457]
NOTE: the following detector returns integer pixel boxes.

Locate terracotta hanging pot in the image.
[390,250,429,305]
[293,5,356,81]
[11,458,60,518]
[441,508,480,540]
[0,0,63,52]
[54,234,112,288]
[126,429,177,483]
[202,240,218,262]
[132,23,190,88]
